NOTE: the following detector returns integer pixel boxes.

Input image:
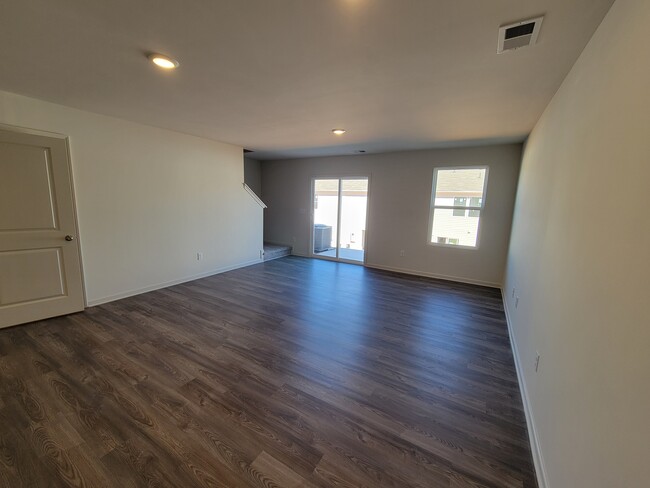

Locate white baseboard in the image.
[87,258,262,307]
[263,254,291,262]
[290,251,309,258]
[289,255,500,288]
[366,263,501,288]
[501,290,549,488]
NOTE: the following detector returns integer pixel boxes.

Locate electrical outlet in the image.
[196,252,203,261]
[535,352,541,372]
[515,296,520,308]
[400,249,405,257]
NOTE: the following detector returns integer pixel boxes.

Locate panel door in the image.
[0,128,84,328]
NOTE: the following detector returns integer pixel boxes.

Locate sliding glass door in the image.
[312,177,368,264]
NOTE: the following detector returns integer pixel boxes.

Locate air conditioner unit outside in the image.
[314,224,332,252]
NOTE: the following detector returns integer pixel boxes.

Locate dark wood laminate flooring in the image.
[0,257,538,488]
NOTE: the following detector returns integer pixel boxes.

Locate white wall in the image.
[262,144,521,286]
[503,0,650,486]
[0,90,263,305]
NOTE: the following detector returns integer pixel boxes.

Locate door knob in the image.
[65,235,75,241]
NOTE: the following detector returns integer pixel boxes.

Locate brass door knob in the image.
[65,235,75,241]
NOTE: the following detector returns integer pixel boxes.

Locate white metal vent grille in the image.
[498,16,544,53]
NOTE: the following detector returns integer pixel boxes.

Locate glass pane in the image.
[431,208,480,247]
[338,179,368,263]
[468,197,482,217]
[313,179,338,258]
[452,197,467,216]
[434,168,486,206]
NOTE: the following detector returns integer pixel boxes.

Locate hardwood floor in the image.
[0,257,537,487]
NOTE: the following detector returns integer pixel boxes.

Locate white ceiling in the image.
[0,0,614,160]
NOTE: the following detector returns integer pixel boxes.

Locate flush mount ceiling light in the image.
[331,129,346,135]
[147,53,179,69]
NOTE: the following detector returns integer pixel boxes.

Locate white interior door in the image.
[0,127,84,328]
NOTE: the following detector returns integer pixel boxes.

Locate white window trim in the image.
[427,165,489,250]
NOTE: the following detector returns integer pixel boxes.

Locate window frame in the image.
[427,165,489,250]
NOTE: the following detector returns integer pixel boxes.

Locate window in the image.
[429,167,488,248]
[468,197,482,217]
[452,198,467,216]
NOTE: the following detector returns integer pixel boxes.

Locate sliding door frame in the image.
[309,175,370,266]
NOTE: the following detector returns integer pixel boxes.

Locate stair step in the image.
[263,243,292,261]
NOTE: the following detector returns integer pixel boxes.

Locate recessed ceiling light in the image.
[332,129,346,135]
[148,53,179,69]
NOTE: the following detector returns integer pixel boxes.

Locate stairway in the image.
[263,243,292,261]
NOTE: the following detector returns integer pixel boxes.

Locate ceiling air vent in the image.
[498,16,544,53]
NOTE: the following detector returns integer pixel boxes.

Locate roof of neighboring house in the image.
[314,171,485,197]
[315,179,369,194]
[436,169,486,194]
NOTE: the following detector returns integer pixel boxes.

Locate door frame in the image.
[0,122,87,310]
[309,175,371,266]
